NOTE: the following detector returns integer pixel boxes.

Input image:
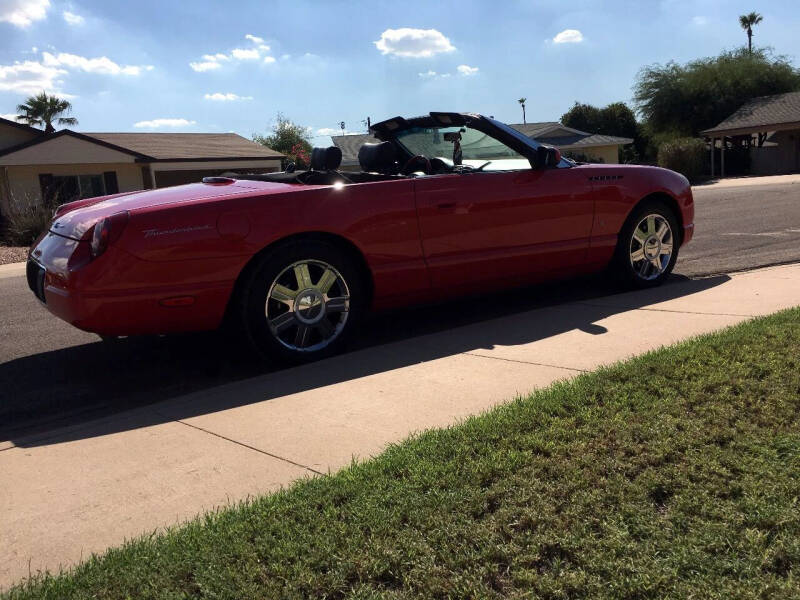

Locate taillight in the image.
[90,211,129,259]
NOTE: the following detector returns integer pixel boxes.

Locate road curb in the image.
[0,262,25,279]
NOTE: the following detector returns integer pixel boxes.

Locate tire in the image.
[237,240,367,363]
[612,199,680,288]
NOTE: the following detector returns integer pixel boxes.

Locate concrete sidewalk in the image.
[2,263,800,589]
[694,173,800,189]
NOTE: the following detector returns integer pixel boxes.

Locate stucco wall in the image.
[561,144,620,164]
[3,163,144,210]
[750,130,800,175]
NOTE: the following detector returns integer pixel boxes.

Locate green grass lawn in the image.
[6,308,800,599]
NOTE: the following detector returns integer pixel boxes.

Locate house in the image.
[331,121,632,169]
[702,91,800,177]
[0,117,282,214]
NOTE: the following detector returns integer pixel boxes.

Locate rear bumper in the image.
[28,232,239,336]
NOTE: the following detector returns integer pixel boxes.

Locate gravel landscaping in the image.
[0,246,28,265]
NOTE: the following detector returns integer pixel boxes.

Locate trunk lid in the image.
[50,180,291,240]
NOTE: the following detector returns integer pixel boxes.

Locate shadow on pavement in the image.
[1,273,730,447]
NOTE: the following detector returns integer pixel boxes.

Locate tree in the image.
[739,12,763,54]
[253,113,313,168]
[560,102,603,134]
[561,101,643,161]
[633,48,800,138]
[15,92,78,133]
[518,98,527,124]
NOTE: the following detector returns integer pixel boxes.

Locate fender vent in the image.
[588,174,624,182]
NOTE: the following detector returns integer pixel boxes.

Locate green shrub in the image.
[1,201,53,246]
[657,137,707,180]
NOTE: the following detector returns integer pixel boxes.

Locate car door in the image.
[415,166,595,290]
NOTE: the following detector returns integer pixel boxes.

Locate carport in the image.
[702,91,800,177]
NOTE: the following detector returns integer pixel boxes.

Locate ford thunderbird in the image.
[27,112,694,361]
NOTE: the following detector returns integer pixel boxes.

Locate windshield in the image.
[488,117,574,169]
[394,125,530,171]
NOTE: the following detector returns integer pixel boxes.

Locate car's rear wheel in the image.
[613,200,679,288]
[238,241,366,362]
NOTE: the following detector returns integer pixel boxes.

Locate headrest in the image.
[310,146,342,171]
[358,141,396,173]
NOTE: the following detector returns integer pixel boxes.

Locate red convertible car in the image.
[28,112,694,361]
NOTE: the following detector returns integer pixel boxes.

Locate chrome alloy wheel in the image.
[265,260,351,352]
[629,214,674,281]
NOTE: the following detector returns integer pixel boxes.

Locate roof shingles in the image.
[702,91,800,135]
[84,132,282,160]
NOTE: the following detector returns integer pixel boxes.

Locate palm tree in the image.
[15,92,78,133]
[518,98,527,124]
[739,12,763,54]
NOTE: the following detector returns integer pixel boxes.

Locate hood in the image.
[50,180,291,241]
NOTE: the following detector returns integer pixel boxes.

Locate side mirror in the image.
[536,145,561,169]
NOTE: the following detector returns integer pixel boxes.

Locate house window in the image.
[39,172,114,205]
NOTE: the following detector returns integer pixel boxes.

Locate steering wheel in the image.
[402,155,431,175]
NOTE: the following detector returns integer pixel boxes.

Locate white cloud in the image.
[0,0,49,28]
[457,64,479,76]
[62,10,83,25]
[133,118,196,129]
[1,112,21,121]
[418,70,437,78]
[552,29,584,44]
[0,59,68,94]
[192,35,276,71]
[204,92,253,101]
[374,28,455,58]
[42,52,153,75]
[692,16,707,26]
[190,61,221,72]
[231,47,260,60]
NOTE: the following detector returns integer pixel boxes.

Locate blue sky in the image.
[1,0,799,144]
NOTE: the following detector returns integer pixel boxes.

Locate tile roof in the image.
[537,132,634,147]
[702,91,800,135]
[83,132,283,160]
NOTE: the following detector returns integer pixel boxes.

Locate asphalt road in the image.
[1,179,798,437]
[678,180,800,276]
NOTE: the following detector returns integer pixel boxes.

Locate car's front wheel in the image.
[238,241,366,362]
[613,200,680,288]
